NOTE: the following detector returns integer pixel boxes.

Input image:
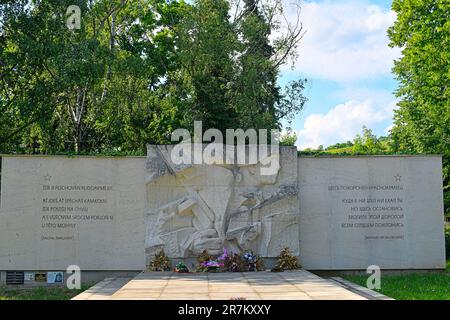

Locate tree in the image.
[231,0,307,133]
[232,0,281,130]
[327,141,354,150]
[298,127,391,156]
[0,0,185,153]
[353,126,385,155]
[388,0,450,215]
[170,0,307,138]
[0,0,308,153]
[279,132,297,146]
[169,0,239,133]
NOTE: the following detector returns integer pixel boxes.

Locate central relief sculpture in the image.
[145,145,299,263]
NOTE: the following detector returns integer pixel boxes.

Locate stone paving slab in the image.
[100,270,368,300]
[72,277,132,300]
[259,292,312,300]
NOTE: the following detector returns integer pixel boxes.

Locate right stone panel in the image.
[298,156,446,270]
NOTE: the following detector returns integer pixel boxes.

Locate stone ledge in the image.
[328,277,394,300]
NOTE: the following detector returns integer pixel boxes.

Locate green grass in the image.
[0,285,90,300]
[343,261,450,300]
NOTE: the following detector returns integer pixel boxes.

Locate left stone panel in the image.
[0,156,146,271]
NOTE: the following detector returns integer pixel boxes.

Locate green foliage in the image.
[344,265,450,300]
[445,227,450,259]
[0,0,182,154]
[0,284,91,300]
[353,126,390,155]
[280,132,298,146]
[327,141,354,150]
[388,0,450,215]
[298,127,393,156]
[229,0,307,132]
[0,0,307,154]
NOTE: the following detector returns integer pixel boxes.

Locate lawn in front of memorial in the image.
[0,285,90,300]
[343,260,450,300]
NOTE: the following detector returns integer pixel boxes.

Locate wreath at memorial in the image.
[218,248,243,272]
[271,247,300,272]
[200,260,224,272]
[148,249,171,271]
[196,250,214,272]
[243,251,258,271]
[197,248,265,272]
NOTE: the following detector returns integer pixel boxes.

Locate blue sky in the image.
[278,0,400,149]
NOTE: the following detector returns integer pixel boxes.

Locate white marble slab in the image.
[298,156,446,269]
[0,156,146,270]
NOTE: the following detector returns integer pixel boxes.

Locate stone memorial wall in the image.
[0,151,446,271]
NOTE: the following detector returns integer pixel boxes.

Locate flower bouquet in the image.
[174,262,189,273]
[201,260,224,272]
[218,247,244,272]
[196,250,213,272]
[243,251,257,271]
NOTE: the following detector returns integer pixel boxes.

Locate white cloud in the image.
[384,123,395,135]
[365,5,395,31]
[296,99,396,149]
[282,0,400,82]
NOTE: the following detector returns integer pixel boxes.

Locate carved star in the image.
[43,174,52,182]
[394,174,402,182]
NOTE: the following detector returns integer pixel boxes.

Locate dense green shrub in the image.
[445,227,450,259]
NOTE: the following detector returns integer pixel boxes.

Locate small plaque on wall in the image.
[24,272,35,281]
[47,272,64,284]
[34,273,47,282]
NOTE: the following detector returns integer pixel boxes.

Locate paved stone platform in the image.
[72,277,133,300]
[73,270,369,300]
